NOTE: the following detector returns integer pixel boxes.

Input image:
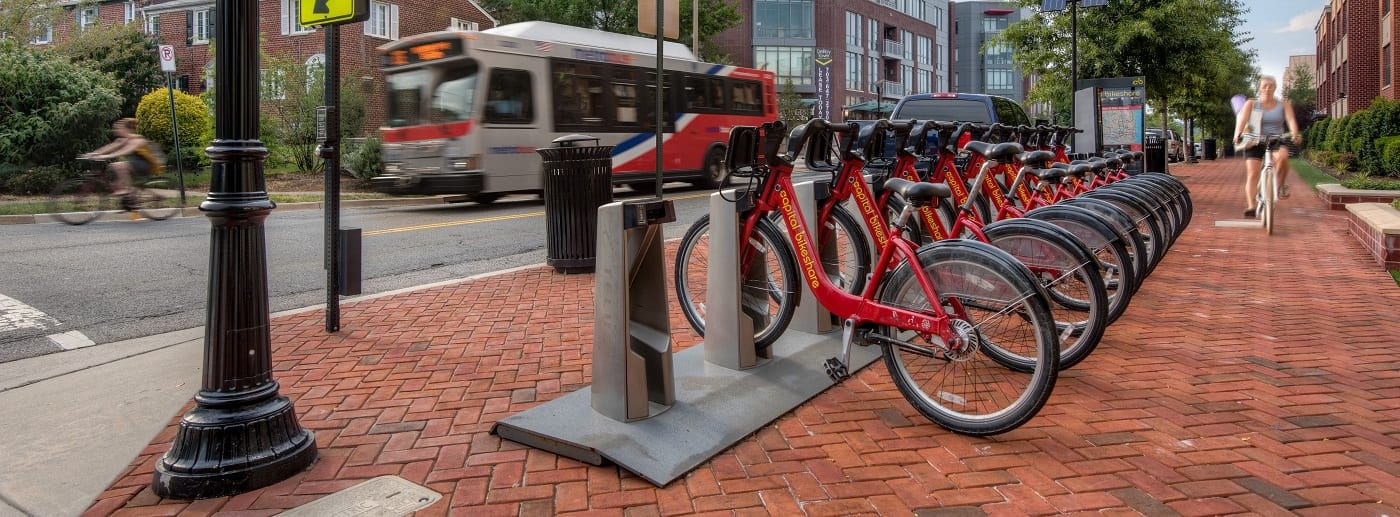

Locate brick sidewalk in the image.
[90,157,1400,516]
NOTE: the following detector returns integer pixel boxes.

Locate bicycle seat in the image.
[1018,150,1056,168]
[1024,166,1066,182]
[965,141,1024,162]
[1049,162,1092,178]
[1103,156,1124,169]
[1085,158,1110,172]
[882,177,951,207]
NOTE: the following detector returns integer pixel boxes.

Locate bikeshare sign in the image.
[299,0,369,26]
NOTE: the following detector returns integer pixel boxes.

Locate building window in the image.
[283,0,315,34]
[846,51,862,91]
[985,69,1013,90]
[754,0,814,39]
[754,46,814,86]
[145,13,159,35]
[31,19,53,44]
[77,7,99,30]
[1386,0,1392,14]
[450,17,478,31]
[365,1,399,40]
[868,19,879,51]
[868,55,879,92]
[1386,45,1393,87]
[984,42,1012,65]
[192,9,214,44]
[305,54,325,89]
[124,1,138,24]
[917,69,931,93]
[983,16,1008,32]
[845,12,861,47]
[917,36,932,66]
[261,68,286,100]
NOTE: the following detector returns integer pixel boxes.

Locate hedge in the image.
[136,88,212,168]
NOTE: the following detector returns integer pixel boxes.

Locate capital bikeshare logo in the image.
[848,176,887,248]
[778,188,821,290]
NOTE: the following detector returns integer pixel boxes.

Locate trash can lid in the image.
[553,134,601,147]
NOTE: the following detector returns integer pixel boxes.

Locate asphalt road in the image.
[0,182,738,364]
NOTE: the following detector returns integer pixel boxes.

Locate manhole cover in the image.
[279,475,440,517]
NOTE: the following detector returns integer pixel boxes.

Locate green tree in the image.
[52,24,163,117]
[0,45,121,169]
[260,54,371,173]
[1285,65,1317,131]
[0,0,65,48]
[777,79,808,130]
[998,0,1253,141]
[480,0,742,63]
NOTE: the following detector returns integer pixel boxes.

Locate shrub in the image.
[0,46,121,173]
[1341,175,1400,190]
[136,88,212,169]
[1,165,72,195]
[1325,114,1350,152]
[345,136,383,184]
[1308,118,1331,149]
[1379,136,1400,176]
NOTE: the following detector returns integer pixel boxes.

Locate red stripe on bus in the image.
[380,121,473,142]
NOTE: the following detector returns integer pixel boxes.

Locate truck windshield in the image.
[384,63,480,128]
[893,98,993,123]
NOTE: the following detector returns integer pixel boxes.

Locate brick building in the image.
[28,0,498,131]
[710,0,951,121]
[1381,0,1400,100]
[1284,53,1316,90]
[1316,0,1381,115]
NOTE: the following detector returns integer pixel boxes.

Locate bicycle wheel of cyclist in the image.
[134,178,181,221]
[876,238,1058,436]
[1261,160,1275,235]
[674,214,799,351]
[983,218,1108,370]
[47,177,113,225]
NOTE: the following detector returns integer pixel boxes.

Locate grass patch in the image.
[0,192,396,216]
[1341,176,1400,190]
[270,192,396,203]
[1290,158,1338,190]
[1392,270,1400,287]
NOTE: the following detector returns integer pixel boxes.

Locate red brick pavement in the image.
[89,157,1400,516]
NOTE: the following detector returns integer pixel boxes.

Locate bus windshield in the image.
[384,63,480,127]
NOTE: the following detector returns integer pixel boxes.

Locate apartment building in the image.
[710,0,951,121]
[1316,0,1380,115]
[28,0,497,130]
[950,1,1030,102]
[1285,54,1317,90]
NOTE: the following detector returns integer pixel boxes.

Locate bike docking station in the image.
[494,185,878,487]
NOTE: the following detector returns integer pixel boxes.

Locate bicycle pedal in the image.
[823,357,850,381]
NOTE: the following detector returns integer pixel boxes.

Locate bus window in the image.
[641,72,675,130]
[682,76,708,110]
[484,68,533,124]
[554,62,607,127]
[430,65,479,124]
[730,80,762,113]
[612,70,640,125]
[709,78,726,110]
[386,69,430,127]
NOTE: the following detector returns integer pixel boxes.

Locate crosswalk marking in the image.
[0,293,58,333]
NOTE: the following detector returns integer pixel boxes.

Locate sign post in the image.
[301,0,369,332]
[157,45,187,206]
[639,0,677,198]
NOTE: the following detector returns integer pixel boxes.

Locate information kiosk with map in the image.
[1072,76,1146,174]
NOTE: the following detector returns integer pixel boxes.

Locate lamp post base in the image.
[152,394,317,500]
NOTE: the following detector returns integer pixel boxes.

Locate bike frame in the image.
[736,131,959,346]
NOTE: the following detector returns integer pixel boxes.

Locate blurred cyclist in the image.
[82,118,163,196]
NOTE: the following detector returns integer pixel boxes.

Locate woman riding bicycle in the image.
[1232,75,1300,218]
[82,118,162,196]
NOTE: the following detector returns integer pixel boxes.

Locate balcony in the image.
[874,0,897,8]
[883,40,904,58]
[877,81,906,98]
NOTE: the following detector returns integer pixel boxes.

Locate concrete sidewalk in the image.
[11,156,1400,516]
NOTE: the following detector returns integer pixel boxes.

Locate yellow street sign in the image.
[300,0,369,26]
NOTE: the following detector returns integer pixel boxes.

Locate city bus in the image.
[372,21,779,203]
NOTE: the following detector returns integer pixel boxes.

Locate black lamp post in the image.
[152,0,316,499]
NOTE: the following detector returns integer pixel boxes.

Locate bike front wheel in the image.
[674,214,799,351]
[134,179,181,220]
[876,239,1059,436]
[47,178,112,225]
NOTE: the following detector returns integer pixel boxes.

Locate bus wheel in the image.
[630,181,660,195]
[697,147,728,188]
[472,193,501,205]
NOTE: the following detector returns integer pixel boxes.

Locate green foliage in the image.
[1378,136,1400,176]
[0,0,64,47]
[1,164,71,195]
[0,46,121,172]
[1306,118,1331,148]
[345,136,384,183]
[480,0,741,63]
[1324,114,1350,152]
[260,54,372,174]
[51,24,163,116]
[777,80,808,131]
[1341,175,1400,190]
[136,88,213,168]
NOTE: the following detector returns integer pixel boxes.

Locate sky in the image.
[1237,0,1326,84]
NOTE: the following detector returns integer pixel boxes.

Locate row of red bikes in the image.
[672,119,1190,436]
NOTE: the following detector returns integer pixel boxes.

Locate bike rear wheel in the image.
[876,239,1059,436]
[133,179,181,220]
[47,178,112,225]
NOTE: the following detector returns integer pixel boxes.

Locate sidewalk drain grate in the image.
[279,475,440,517]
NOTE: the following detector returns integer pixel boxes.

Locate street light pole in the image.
[152,0,316,499]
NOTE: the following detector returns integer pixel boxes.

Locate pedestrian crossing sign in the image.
[300,0,369,26]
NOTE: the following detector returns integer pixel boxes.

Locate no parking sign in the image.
[158,45,176,73]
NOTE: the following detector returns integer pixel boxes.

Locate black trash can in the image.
[1203,138,1217,160]
[1144,134,1166,173]
[539,134,614,273]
